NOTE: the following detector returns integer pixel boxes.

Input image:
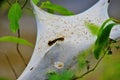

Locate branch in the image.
[7,0,12,6]
[22,0,29,9]
[5,54,18,79]
[16,29,27,66]
[72,51,107,80]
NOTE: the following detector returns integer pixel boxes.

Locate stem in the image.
[7,0,12,6]
[7,0,28,9]
[16,0,18,3]
[17,29,27,66]
[72,51,107,80]
[5,54,18,79]
[22,0,29,9]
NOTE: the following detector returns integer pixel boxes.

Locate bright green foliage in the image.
[32,0,40,4]
[0,36,33,47]
[40,1,74,16]
[85,21,100,35]
[94,19,117,59]
[48,70,74,80]
[8,3,22,33]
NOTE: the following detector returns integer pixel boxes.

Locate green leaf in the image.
[98,18,113,37]
[85,21,100,35]
[8,3,22,33]
[32,0,40,4]
[0,36,34,47]
[94,23,116,59]
[40,1,74,16]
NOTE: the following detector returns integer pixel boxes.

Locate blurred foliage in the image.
[101,56,120,80]
[0,0,7,7]
[32,0,40,4]
[77,46,93,69]
[0,0,9,14]
[85,21,100,35]
[0,77,9,80]
[100,41,120,80]
[40,1,74,15]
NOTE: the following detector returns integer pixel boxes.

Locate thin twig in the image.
[5,54,18,79]
[22,0,29,9]
[18,0,28,66]
[7,0,12,6]
[72,51,107,80]
[17,29,27,66]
